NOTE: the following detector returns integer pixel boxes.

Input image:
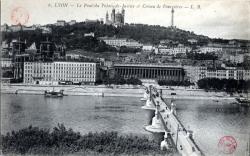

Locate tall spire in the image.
[171,7,174,27]
[121,8,125,24]
[111,8,115,23]
[106,11,109,22]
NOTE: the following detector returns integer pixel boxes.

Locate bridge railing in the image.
[147,85,204,156]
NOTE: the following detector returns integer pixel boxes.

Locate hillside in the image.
[50,22,211,45]
[2,21,213,51]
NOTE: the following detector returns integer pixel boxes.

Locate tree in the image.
[197,78,250,93]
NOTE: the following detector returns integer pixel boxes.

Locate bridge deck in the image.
[150,87,204,156]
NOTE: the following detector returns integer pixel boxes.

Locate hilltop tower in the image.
[111,9,116,23]
[171,7,174,27]
[106,11,109,23]
[121,8,125,24]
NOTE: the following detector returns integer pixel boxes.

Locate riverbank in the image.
[0,83,238,101]
[1,84,145,97]
[0,124,174,156]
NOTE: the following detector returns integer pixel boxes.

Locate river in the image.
[1,94,250,156]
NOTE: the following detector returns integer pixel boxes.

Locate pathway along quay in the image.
[141,85,204,156]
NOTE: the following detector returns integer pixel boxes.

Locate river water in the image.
[1,94,250,156]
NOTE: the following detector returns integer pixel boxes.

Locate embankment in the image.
[1,84,145,97]
[1,84,237,101]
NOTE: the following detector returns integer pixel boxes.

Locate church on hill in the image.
[105,8,125,27]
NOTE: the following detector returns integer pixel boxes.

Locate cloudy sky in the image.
[1,0,250,40]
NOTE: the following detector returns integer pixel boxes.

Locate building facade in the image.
[24,62,54,84]
[244,70,250,80]
[53,62,99,84]
[68,20,76,25]
[184,66,207,83]
[142,45,154,52]
[114,63,185,81]
[100,37,126,47]
[99,37,142,48]
[84,32,95,37]
[24,61,100,85]
[184,65,250,83]
[39,40,54,61]
[56,20,66,26]
[1,58,13,80]
[158,46,191,56]
[198,46,223,53]
[221,53,245,63]
[1,58,13,68]
[12,39,29,82]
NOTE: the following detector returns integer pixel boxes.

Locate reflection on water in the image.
[169,99,250,156]
[1,94,148,136]
[1,94,250,155]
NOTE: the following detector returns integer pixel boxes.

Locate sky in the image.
[1,0,250,40]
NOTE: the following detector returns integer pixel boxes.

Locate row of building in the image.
[97,36,249,57]
[0,21,77,33]
[146,43,249,55]
[55,20,77,26]
[1,24,52,33]
[156,45,191,55]
[2,57,250,85]
[184,66,250,83]
[21,62,185,85]
[114,64,250,83]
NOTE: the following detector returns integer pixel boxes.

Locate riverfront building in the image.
[114,63,185,81]
[24,62,54,84]
[24,61,99,85]
[184,66,250,83]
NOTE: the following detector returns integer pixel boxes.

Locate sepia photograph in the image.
[0,0,250,155]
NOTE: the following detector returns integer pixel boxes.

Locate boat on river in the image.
[44,89,64,97]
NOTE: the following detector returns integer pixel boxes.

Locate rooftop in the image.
[98,36,127,40]
[114,63,183,68]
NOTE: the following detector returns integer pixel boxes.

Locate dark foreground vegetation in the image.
[158,80,194,86]
[197,78,250,93]
[186,52,218,60]
[1,124,169,155]
[97,76,142,85]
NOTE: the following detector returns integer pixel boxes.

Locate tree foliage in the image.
[119,46,141,53]
[2,70,13,78]
[1,124,169,155]
[96,75,142,85]
[158,80,194,86]
[186,52,218,60]
[197,78,250,93]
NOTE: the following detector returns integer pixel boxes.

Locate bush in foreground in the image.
[158,80,194,86]
[1,124,170,155]
[197,78,250,93]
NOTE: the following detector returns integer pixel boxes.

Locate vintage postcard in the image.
[1,0,250,155]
